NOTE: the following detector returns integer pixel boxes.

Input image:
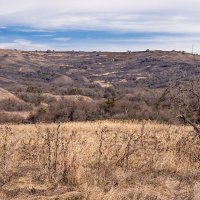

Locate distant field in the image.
[0,121,200,199]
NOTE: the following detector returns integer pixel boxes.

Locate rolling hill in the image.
[0,49,200,92]
[0,49,200,123]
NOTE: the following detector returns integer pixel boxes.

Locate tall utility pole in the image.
[192,44,196,65]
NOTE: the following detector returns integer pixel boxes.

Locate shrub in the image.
[0,99,32,112]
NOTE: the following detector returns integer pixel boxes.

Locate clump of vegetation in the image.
[2,79,200,125]
[0,98,32,112]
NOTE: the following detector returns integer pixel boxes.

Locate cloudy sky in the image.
[0,0,200,52]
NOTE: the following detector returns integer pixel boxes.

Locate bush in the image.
[0,113,24,123]
[0,99,32,112]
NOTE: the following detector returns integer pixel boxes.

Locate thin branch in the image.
[177,115,200,135]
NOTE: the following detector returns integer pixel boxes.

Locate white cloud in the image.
[1,35,200,53]
[0,0,200,51]
[0,39,52,50]
[0,0,199,33]
[53,37,71,42]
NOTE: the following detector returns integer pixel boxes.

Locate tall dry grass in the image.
[0,120,200,199]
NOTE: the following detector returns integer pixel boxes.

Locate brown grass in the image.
[0,120,200,199]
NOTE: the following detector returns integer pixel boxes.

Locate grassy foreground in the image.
[0,120,200,200]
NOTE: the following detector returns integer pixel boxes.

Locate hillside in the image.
[0,49,200,123]
[0,49,200,91]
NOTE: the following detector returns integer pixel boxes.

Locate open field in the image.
[0,120,200,199]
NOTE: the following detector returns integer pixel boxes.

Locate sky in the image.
[0,0,200,52]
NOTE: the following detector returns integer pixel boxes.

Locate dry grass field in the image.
[0,120,200,200]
